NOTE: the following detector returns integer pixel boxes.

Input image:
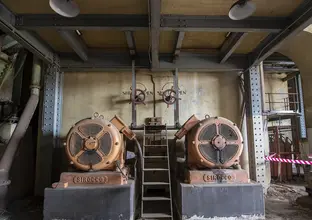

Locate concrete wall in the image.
[61,71,240,137]
[278,30,312,159]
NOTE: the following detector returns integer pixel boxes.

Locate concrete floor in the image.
[1,183,312,220]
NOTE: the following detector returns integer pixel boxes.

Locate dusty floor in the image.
[1,183,312,220]
[266,183,312,220]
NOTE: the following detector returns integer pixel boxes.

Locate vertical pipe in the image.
[260,62,266,113]
[238,75,249,177]
[131,60,136,127]
[173,68,180,127]
[0,56,41,173]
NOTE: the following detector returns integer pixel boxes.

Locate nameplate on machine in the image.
[73,175,108,184]
[203,174,235,183]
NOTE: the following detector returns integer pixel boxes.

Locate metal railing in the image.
[265,92,300,112]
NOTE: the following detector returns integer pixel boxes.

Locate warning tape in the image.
[265,154,312,165]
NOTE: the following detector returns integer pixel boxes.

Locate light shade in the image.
[49,0,80,18]
[229,1,256,20]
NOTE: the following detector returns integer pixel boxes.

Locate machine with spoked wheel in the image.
[172,114,265,219]
[44,113,140,220]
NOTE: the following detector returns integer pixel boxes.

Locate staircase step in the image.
[143,182,169,186]
[142,213,172,218]
[142,197,171,201]
[143,168,168,171]
[143,156,168,159]
[144,144,168,147]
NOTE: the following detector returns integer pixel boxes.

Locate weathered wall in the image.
[61,71,240,137]
[278,30,312,159]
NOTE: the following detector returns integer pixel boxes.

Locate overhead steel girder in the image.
[125,31,136,57]
[149,0,161,69]
[60,51,247,72]
[249,1,312,68]
[0,3,55,64]
[220,32,248,64]
[173,31,185,63]
[14,14,285,33]
[58,30,88,61]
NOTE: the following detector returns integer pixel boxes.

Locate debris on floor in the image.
[266,183,312,220]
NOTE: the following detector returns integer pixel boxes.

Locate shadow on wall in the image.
[279,30,312,128]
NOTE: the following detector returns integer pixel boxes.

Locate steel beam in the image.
[58,30,88,61]
[220,32,247,63]
[125,31,136,58]
[149,0,161,69]
[35,61,63,195]
[0,3,55,64]
[14,14,285,33]
[173,31,185,63]
[244,65,266,187]
[15,14,149,31]
[249,1,312,68]
[60,51,247,72]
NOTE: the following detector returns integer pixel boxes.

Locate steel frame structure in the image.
[244,66,266,186]
[0,0,311,192]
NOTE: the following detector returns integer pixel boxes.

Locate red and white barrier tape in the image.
[265,154,312,165]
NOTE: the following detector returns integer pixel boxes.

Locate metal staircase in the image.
[141,124,173,220]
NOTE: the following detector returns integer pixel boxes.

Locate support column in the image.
[35,57,63,195]
[244,66,268,190]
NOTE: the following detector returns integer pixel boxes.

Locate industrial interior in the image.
[1,0,312,219]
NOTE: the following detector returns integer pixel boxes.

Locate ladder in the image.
[141,124,173,220]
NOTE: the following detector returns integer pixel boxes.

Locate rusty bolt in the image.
[115,142,119,145]
[70,161,74,165]
[200,159,204,163]
[108,124,111,127]
[192,141,196,145]
[63,142,67,146]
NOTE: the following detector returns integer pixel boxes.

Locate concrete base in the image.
[44,180,135,220]
[175,181,265,220]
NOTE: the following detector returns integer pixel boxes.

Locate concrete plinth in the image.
[175,181,265,220]
[44,180,135,220]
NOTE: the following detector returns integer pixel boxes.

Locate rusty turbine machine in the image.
[53,113,141,188]
[175,115,249,184]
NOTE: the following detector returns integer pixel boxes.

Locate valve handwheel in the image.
[130,89,146,105]
[162,89,178,106]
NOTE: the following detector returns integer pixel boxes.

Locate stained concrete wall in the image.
[61,71,240,137]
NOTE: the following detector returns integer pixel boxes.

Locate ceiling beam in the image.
[60,51,247,72]
[58,30,88,61]
[14,14,285,33]
[125,31,136,58]
[0,3,55,64]
[220,32,247,63]
[248,0,312,68]
[173,31,185,63]
[149,0,161,69]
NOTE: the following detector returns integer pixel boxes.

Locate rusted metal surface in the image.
[269,125,297,181]
[66,116,124,171]
[52,171,128,188]
[187,116,243,169]
[175,114,200,139]
[110,115,136,140]
[186,169,249,184]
